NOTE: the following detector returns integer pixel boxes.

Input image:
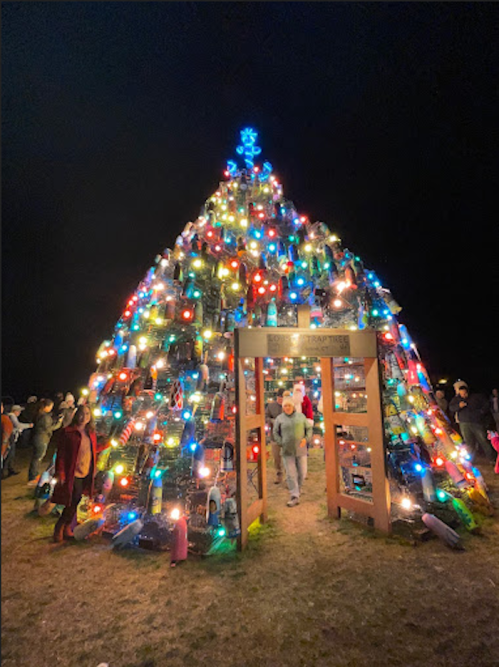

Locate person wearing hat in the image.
[449,382,495,461]
[265,388,284,484]
[273,395,313,507]
[4,406,33,477]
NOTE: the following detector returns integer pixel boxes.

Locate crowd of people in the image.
[1,392,78,481]
[265,381,499,509]
[1,380,498,538]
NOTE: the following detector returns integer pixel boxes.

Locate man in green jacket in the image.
[273,396,313,507]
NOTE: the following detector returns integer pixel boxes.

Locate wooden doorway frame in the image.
[234,327,391,550]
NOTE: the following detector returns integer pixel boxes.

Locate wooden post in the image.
[297,305,310,328]
[364,356,391,532]
[255,357,268,523]
[321,357,340,519]
[235,336,248,550]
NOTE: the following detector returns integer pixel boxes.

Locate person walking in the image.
[273,395,313,507]
[490,388,499,431]
[449,383,495,461]
[4,406,33,477]
[28,399,63,484]
[265,388,284,484]
[51,405,105,543]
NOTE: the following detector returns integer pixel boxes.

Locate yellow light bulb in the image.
[231,282,240,291]
[193,259,202,268]
[240,219,248,228]
[304,244,312,252]
[203,330,213,339]
[115,464,124,474]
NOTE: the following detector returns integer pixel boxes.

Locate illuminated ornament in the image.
[233,127,262,170]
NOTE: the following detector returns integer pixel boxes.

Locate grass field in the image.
[2,448,499,667]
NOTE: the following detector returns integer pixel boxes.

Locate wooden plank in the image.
[255,357,268,523]
[364,356,391,533]
[321,357,340,518]
[247,499,264,529]
[297,305,310,328]
[331,412,369,427]
[235,340,248,550]
[245,414,263,432]
[335,493,374,514]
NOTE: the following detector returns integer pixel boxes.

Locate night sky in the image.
[2,2,499,402]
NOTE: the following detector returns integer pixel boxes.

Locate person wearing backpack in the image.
[273,395,313,507]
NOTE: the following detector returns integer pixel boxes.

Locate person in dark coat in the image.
[28,399,63,483]
[20,396,38,425]
[51,405,107,542]
[449,384,495,461]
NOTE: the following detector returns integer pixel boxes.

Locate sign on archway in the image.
[234,327,391,550]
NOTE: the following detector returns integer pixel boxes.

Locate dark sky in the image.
[2,2,499,401]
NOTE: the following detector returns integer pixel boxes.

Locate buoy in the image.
[74,517,104,541]
[451,497,479,533]
[422,513,464,550]
[206,486,221,527]
[149,476,163,515]
[112,519,144,549]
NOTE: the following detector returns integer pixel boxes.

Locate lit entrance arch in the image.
[234,325,391,550]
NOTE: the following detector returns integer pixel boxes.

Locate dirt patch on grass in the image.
[2,449,499,667]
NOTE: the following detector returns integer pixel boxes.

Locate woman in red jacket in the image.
[52,405,101,543]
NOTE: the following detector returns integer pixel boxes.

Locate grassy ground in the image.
[2,448,499,667]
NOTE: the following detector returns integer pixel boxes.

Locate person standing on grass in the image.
[4,406,33,477]
[60,393,77,428]
[273,395,313,507]
[28,399,63,484]
[51,405,107,543]
[1,402,14,472]
[435,389,449,418]
[266,388,284,484]
[449,383,495,461]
